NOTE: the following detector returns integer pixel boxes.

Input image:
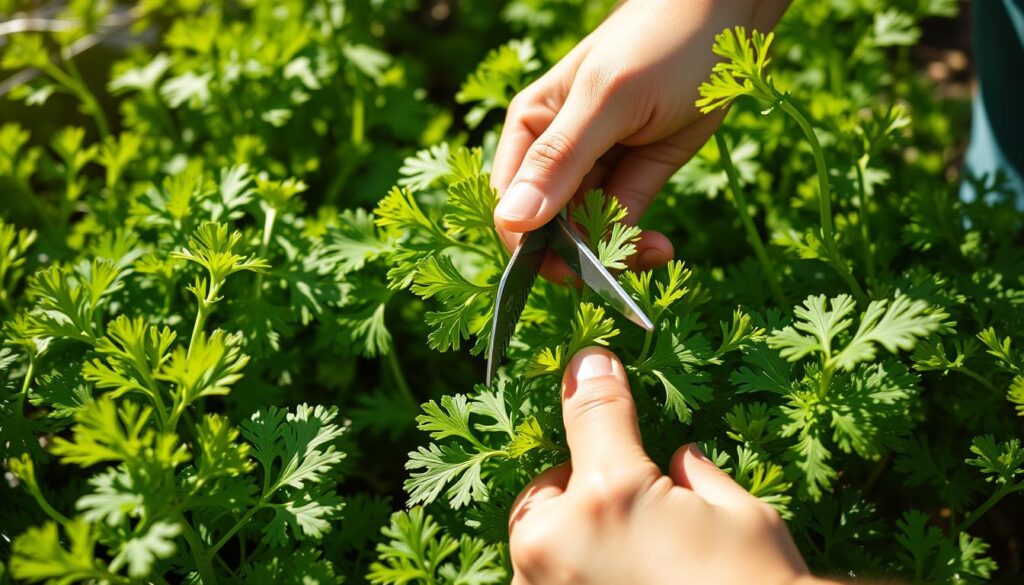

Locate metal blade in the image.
[485,227,549,385]
[549,215,655,331]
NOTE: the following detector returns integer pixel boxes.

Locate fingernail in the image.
[569,349,614,382]
[638,248,668,269]
[495,182,544,221]
[688,443,712,463]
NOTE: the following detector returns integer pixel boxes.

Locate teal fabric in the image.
[962,0,1024,205]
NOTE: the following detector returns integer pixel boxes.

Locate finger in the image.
[497,147,625,287]
[561,347,648,474]
[494,84,625,233]
[491,51,586,194]
[491,95,556,195]
[602,144,690,227]
[573,145,627,201]
[609,111,725,224]
[509,462,571,532]
[509,463,570,582]
[625,230,675,272]
[669,443,756,510]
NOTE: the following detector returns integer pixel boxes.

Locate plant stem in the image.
[256,206,276,296]
[818,364,835,398]
[187,280,222,359]
[15,356,35,413]
[208,504,265,557]
[385,344,416,407]
[861,450,892,496]
[139,367,170,429]
[957,484,1023,534]
[778,99,868,304]
[952,366,999,393]
[438,230,504,265]
[46,61,111,141]
[351,82,365,147]
[854,157,876,283]
[488,225,509,263]
[636,329,654,364]
[26,483,70,525]
[179,518,218,585]
[715,133,788,307]
[187,306,210,359]
[171,279,223,429]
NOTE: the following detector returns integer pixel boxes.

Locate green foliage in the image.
[1,0,1022,583]
[696,27,780,114]
[457,40,540,128]
[368,507,506,584]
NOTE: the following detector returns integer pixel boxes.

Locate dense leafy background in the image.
[1,0,1022,583]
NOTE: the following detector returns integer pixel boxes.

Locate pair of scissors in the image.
[485,214,655,385]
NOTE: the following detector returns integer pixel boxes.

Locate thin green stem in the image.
[255,207,277,296]
[15,356,35,413]
[636,329,654,365]
[187,306,210,359]
[829,47,846,97]
[437,230,504,265]
[171,278,223,429]
[46,61,111,141]
[351,82,365,147]
[208,503,266,558]
[385,344,416,408]
[779,100,835,243]
[167,401,186,433]
[488,225,509,263]
[179,518,218,585]
[778,99,868,304]
[854,157,876,283]
[957,484,1023,533]
[138,368,170,430]
[861,450,892,496]
[19,452,72,524]
[951,366,999,393]
[0,290,13,316]
[187,280,222,359]
[715,133,788,307]
[26,483,71,526]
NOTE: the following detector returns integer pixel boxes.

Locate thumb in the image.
[561,347,648,474]
[494,86,623,232]
[669,443,756,510]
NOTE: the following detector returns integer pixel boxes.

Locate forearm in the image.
[753,0,792,31]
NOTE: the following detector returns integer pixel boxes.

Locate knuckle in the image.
[567,381,632,422]
[575,466,649,510]
[509,517,560,569]
[645,475,677,499]
[745,500,784,532]
[525,131,577,172]
[758,502,784,527]
[507,90,531,118]
[578,65,633,104]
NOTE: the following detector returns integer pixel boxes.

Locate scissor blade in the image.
[485,227,549,385]
[549,215,655,331]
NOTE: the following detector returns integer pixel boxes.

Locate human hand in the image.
[508,346,833,585]
[491,0,790,282]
